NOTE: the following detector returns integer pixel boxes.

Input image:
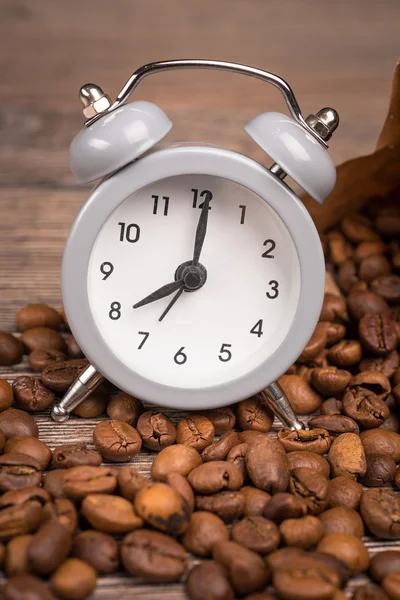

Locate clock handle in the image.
[260,383,306,431]
[51,365,104,422]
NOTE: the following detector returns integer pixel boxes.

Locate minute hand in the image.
[192,195,211,266]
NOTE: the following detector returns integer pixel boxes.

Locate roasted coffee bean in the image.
[12,376,54,412]
[62,465,117,501]
[371,274,400,303]
[4,573,53,600]
[342,387,390,428]
[226,442,248,480]
[188,461,243,494]
[308,415,360,436]
[279,515,323,549]
[361,454,396,486]
[278,427,331,455]
[151,444,202,481]
[176,415,215,451]
[202,431,239,462]
[231,515,280,555]
[348,290,390,320]
[182,511,229,556]
[361,488,400,539]
[320,293,348,322]
[121,529,188,582]
[382,573,400,599]
[278,375,322,413]
[237,430,267,444]
[328,433,367,480]
[186,562,234,600]
[360,350,399,378]
[317,532,369,573]
[288,450,330,477]
[20,327,65,353]
[43,470,65,499]
[360,428,400,460]
[359,313,398,355]
[273,556,340,600]
[338,259,359,293]
[93,419,142,462]
[5,534,33,576]
[106,392,143,425]
[17,304,62,331]
[267,547,307,573]
[41,359,88,393]
[196,491,245,523]
[0,332,24,366]
[41,498,78,535]
[327,340,363,366]
[289,468,329,515]
[0,379,13,411]
[213,540,270,596]
[50,558,97,600]
[5,437,51,470]
[319,322,347,346]
[52,443,101,469]
[66,334,83,358]
[117,466,150,500]
[73,388,108,418]
[201,407,236,434]
[359,254,392,282]
[310,367,351,396]
[342,214,379,243]
[369,550,400,582]
[82,494,143,534]
[137,411,176,451]
[327,229,353,265]
[165,472,195,511]
[135,482,191,536]
[349,370,391,400]
[235,396,274,432]
[0,500,42,541]
[319,506,364,538]
[308,551,351,588]
[263,492,307,524]
[0,453,42,492]
[320,397,343,416]
[28,519,72,575]
[28,349,66,372]
[240,486,271,517]
[72,530,119,574]
[354,240,387,263]
[297,323,328,363]
[246,436,289,493]
[0,486,50,508]
[0,408,38,439]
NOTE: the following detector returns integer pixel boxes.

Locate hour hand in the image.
[133,279,184,309]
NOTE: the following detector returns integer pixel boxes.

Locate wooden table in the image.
[0,1,399,597]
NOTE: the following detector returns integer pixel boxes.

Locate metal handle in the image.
[86,59,326,146]
[260,383,305,431]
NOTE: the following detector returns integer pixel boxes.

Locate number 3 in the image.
[266,281,279,299]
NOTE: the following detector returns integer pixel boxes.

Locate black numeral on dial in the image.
[218,343,232,362]
[250,319,264,337]
[192,189,213,209]
[239,205,246,224]
[100,262,114,280]
[262,239,276,258]
[152,195,169,216]
[174,347,187,365]
[118,222,140,243]
[109,301,121,320]
[137,331,149,349]
[266,281,279,299]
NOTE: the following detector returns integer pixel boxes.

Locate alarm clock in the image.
[51,60,338,428]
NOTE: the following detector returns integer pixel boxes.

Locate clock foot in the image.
[51,364,104,422]
[260,382,306,431]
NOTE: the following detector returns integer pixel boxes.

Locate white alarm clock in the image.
[52,60,338,428]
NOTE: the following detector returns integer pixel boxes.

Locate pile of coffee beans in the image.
[0,203,399,599]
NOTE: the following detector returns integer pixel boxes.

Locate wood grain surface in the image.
[0,1,399,597]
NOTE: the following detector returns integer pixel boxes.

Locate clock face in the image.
[88,174,301,390]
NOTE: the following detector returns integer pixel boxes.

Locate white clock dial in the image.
[88,174,300,389]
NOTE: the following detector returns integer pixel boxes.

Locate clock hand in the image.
[192,194,211,266]
[133,279,184,309]
[159,287,185,322]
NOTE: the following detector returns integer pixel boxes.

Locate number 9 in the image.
[100,262,114,280]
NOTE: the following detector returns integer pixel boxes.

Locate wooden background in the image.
[0,0,399,597]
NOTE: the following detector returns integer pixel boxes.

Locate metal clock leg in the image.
[260,382,306,431]
[51,365,104,422]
